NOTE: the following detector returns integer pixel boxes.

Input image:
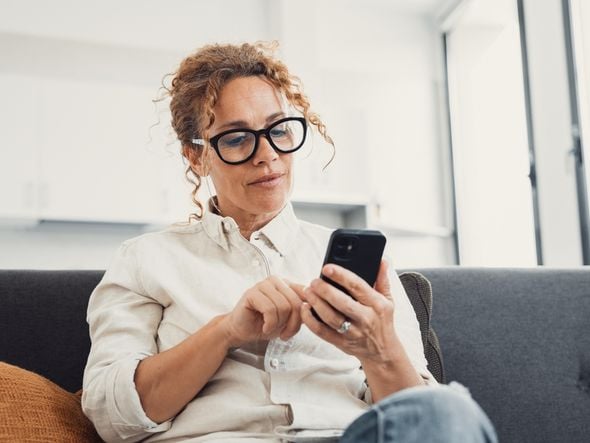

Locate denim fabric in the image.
[340,383,497,443]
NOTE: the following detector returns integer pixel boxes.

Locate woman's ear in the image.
[182,144,210,176]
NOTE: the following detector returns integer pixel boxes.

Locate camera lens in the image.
[333,236,357,260]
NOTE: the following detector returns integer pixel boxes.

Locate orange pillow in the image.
[0,362,102,442]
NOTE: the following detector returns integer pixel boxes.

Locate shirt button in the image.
[270,358,279,369]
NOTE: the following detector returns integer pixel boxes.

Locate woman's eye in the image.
[270,127,288,138]
[221,134,248,147]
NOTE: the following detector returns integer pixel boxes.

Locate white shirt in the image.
[82,202,435,443]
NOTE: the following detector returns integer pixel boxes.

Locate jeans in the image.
[340,383,498,443]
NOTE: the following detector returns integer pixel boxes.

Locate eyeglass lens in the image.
[217,118,305,163]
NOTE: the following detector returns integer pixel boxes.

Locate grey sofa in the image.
[1,267,589,442]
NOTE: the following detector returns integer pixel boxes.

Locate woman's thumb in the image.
[374,259,392,299]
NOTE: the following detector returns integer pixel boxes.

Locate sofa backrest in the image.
[419,267,590,443]
[0,270,103,392]
[1,267,590,443]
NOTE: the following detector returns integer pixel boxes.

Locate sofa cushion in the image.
[0,362,102,442]
[399,272,445,383]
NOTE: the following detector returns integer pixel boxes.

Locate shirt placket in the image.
[249,231,297,409]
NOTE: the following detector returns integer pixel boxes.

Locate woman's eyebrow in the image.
[265,111,287,123]
[216,112,287,131]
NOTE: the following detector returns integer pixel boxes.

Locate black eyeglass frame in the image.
[192,116,307,165]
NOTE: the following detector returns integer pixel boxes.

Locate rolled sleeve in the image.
[83,356,172,441]
[82,241,172,442]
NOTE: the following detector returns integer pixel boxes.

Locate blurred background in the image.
[1,0,590,269]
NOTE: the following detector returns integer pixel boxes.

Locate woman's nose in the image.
[253,135,278,164]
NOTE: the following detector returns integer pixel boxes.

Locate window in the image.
[568,0,590,262]
[446,0,537,266]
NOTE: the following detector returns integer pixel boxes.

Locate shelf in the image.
[376,223,454,238]
[291,192,371,212]
[0,217,39,229]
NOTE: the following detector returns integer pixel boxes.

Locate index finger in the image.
[273,278,304,339]
[274,278,304,309]
[286,280,306,300]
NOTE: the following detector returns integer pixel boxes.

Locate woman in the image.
[82,42,496,442]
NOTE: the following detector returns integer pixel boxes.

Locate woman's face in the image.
[204,76,295,224]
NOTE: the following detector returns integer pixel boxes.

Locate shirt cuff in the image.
[421,369,439,386]
[106,355,173,440]
[362,368,438,405]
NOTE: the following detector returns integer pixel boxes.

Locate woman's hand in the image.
[293,260,402,365]
[222,276,304,348]
[291,260,424,400]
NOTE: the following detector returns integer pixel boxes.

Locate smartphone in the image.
[311,229,387,321]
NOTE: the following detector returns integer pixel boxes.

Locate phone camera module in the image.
[333,236,358,260]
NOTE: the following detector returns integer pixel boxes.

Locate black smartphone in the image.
[311,229,387,321]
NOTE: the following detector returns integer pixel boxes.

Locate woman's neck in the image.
[211,196,280,240]
[237,212,278,240]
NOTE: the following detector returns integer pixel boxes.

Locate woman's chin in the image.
[256,200,288,215]
[251,192,290,214]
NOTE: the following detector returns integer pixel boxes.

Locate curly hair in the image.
[158,41,335,222]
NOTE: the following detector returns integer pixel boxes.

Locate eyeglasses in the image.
[192,116,307,165]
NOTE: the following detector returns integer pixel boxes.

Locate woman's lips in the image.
[249,173,285,187]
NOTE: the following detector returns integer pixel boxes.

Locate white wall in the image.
[0,222,149,270]
[0,1,273,269]
[0,1,450,269]
[272,0,454,268]
[0,0,272,53]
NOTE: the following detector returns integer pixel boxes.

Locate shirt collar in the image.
[201,198,234,251]
[255,201,299,257]
[201,197,300,256]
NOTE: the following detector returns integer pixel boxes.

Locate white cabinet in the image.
[156,147,202,223]
[0,73,194,225]
[0,74,40,221]
[0,62,374,228]
[36,77,166,223]
[0,72,373,228]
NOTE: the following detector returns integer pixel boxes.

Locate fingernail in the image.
[323,265,334,276]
